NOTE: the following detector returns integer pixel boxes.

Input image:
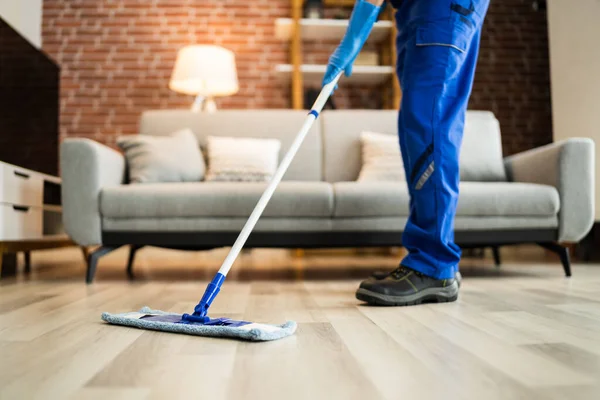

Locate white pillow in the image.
[357,131,405,182]
[205,136,281,182]
[117,128,205,183]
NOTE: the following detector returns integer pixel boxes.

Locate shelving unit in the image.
[275,18,394,42]
[275,64,394,85]
[280,0,401,110]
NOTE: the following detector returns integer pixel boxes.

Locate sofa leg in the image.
[127,245,143,280]
[87,246,121,284]
[24,251,31,273]
[0,250,17,279]
[491,246,501,267]
[80,246,90,263]
[538,242,572,277]
[293,249,305,258]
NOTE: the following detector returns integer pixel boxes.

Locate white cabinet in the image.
[0,161,63,241]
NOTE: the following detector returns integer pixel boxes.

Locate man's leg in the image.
[357,0,488,305]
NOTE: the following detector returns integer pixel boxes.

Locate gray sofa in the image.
[60,110,595,283]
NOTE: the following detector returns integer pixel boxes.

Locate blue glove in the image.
[322,0,381,88]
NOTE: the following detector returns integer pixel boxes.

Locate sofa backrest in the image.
[140,108,507,183]
[139,109,322,181]
[460,111,507,181]
[321,110,397,182]
[320,109,507,182]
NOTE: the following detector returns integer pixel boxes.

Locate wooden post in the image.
[379,21,392,109]
[389,15,401,110]
[291,0,303,109]
[293,249,305,258]
[0,244,4,279]
[323,0,356,5]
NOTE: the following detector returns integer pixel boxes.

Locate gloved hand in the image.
[322,0,381,88]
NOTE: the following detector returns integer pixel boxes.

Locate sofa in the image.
[60,109,595,283]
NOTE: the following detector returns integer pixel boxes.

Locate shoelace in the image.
[391,266,425,280]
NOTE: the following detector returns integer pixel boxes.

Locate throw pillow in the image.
[117,128,205,183]
[357,131,405,181]
[205,136,281,182]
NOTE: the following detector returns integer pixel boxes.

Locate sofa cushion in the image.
[333,182,560,218]
[101,181,334,219]
[205,136,281,182]
[333,182,411,218]
[117,128,205,183]
[332,216,558,231]
[102,217,332,232]
[357,131,406,182]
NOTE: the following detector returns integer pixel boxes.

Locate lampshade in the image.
[169,45,239,97]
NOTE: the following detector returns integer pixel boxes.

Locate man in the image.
[322,0,490,306]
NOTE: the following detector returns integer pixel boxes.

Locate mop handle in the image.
[217,72,342,277]
[183,73,342,322]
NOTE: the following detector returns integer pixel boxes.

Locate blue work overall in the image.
[392,0,490,279]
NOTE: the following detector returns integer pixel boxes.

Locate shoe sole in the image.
[355,282,459,306]
[371,271,462,288]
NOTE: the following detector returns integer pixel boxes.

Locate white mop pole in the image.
[184,73,342,321]
[218,72,342,277]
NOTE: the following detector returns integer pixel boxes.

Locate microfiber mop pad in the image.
[102,307,297,342]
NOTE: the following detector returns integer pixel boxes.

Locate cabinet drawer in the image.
[0,204,43,240]
[0,163,43,207]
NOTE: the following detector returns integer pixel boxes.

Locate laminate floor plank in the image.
[400,306,595,387]
[359,305,541,400]
[68,387,151,400]
[229,322,384,400]
[324,307,450,400]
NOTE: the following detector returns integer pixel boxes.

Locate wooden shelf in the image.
[275,64,394,85]
[280,0,400,109]
[0,234,72,248]
[275,18,393,43]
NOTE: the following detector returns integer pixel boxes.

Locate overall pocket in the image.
[415,17,470,54]
[402,14,475,93]
[402,14,476,190]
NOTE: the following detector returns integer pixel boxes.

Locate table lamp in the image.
[169,45,239,113]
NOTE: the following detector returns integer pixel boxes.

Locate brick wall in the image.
[42,0,551,155]
[470,1,552,155]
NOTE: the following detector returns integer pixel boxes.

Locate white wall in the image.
[0,0,42,48]
[547,0,600,220]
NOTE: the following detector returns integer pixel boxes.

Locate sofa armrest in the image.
[504,138,595,242]
[60,138,126,246]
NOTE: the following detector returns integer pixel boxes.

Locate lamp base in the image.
[191,96,217,113]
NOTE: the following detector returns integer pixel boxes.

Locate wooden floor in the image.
[1,246,600,399]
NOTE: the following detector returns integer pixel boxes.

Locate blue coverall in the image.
[391,0,490,279]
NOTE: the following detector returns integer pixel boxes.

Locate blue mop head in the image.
[101,307,297,341]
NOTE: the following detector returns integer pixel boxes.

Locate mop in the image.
[101,73,342,341]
